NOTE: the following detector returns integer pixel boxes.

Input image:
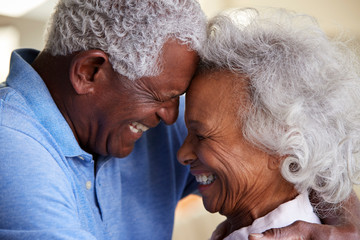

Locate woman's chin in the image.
[202,196,220,214]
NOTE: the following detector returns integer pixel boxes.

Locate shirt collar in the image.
[6,49,92,161]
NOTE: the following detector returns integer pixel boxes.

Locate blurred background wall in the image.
[0,0,359,239]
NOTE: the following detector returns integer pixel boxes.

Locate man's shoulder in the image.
[0,85,27,107]
[0,98,73,192]
[0,87,64,163]
[1,87,42,135]
[0,90,75,194]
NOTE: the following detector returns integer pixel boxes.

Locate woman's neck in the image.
[216,178,298,239]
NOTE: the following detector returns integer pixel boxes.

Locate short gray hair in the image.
[44,0,206,80]
[200,8,360,204]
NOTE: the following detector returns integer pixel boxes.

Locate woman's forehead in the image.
[187,70,247,104]
[185,71,240,121]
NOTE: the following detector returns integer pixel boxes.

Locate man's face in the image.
[84,41,199,158]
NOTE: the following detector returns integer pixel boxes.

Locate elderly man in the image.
[0,1,203,239]
[0,0,359,239]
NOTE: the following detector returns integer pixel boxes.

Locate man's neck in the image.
[31,51,82,145]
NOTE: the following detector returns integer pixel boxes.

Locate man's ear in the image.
[69,50,108,94]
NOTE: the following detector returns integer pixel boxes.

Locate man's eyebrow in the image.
[183,86,190,95]
[170,86,189,99]
[169,90,187,99]
[178,90,187,97]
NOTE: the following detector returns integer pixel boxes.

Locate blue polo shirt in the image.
[0,49,197,239]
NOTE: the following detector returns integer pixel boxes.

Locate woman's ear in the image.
[69,50,108,95]
[267,155,283,170]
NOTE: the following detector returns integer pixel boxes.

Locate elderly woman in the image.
[177,8,360,240]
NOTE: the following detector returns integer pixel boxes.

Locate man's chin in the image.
[109,145,135,158]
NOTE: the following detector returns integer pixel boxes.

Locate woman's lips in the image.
[191,171,217,194]
[194,173,217,185]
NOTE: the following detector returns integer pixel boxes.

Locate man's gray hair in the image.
[44,0,206,80]
[200,8,360,204]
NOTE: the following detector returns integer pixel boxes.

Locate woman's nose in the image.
[156,97,179,125]
[177,136,196,166]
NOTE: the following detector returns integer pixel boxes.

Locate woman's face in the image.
[177,70,280,216]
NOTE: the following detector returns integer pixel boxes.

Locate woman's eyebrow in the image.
[187,119,209,131]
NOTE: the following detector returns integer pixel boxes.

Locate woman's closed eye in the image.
[196,134,206,141]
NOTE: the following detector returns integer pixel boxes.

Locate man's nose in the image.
[156,97,180,125]
[177,136,196,166]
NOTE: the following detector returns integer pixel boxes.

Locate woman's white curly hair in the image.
[199,8,360,204]
[44,0,206,80]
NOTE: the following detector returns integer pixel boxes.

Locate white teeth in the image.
[195,174,216,185]
[129,125,139,133]
[129,122,149,133]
